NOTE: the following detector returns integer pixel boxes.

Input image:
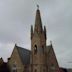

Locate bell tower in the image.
[30,5,47,72]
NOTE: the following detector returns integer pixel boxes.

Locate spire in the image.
[31,25,33,39]
[44,26,47,40]
[34,5,43,33]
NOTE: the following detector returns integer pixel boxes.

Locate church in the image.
[0,6,64,72]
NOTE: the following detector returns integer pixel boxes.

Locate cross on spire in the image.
[37,4,39,9]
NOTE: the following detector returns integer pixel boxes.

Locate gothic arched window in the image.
[35,69,37,72]
[34,45,37,54]
[12,63,17,72]
[51,63,55,70]
[43,69,45,72]
[42,45,44,53]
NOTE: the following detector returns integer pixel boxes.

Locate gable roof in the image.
[46,44,60,71]
[16,45,31,65]
[10,44,31,65]
[46,44,56,56]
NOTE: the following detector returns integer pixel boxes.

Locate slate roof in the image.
[15,45,31,65]
[14,44,52,65]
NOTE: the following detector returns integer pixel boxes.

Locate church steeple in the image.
[34,5,43,33]
[31,6,47,72]
[31,25,33,40]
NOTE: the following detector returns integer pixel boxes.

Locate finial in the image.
[37,4,39,9]
[15,43,17,46]
[50,40,52,45]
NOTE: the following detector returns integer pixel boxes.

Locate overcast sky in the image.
[0,0,72,68]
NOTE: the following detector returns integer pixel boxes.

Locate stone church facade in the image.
[7,7,63,72]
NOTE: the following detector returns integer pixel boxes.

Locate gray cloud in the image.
[0,0,72,68]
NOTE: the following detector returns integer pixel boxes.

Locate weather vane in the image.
[37,4,39,9]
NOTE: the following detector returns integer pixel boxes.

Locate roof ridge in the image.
[15,45,30,51]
